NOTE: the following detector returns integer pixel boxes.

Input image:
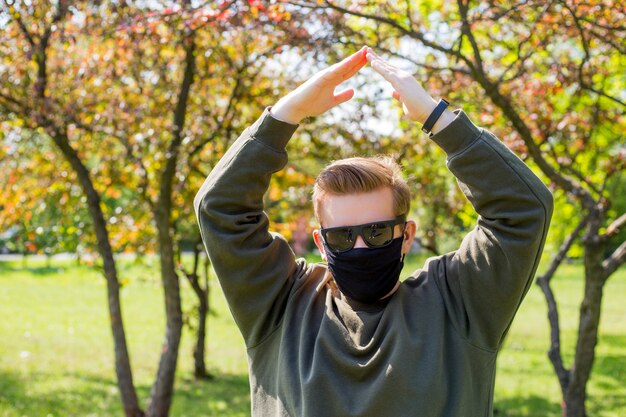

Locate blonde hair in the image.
[312,156,411,224]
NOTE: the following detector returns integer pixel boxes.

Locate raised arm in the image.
[367,49,554,350]
[194,47,369,348]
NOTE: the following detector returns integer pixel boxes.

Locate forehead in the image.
[319,187,395,228]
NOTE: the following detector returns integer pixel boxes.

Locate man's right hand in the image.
[270,46,369,125]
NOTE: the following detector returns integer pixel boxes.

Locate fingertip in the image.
[360,49,369,63]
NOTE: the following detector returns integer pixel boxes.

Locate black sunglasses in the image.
[321,215,407,253]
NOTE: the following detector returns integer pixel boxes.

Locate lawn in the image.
[0,254,624,417]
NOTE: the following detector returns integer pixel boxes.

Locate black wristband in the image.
[421,98,449,135]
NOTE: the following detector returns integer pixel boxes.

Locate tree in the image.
[1,1,319,414]
[90,0,314,395]
[0,1,144,415]
[282,1,625,415]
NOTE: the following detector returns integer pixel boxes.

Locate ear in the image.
[312,229,327,262]
[401,220,417,256]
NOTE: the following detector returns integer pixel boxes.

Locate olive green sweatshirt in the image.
[194,108,553,417]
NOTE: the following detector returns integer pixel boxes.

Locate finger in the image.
[329,46,368,79]
[333,88,355,105]
[365,48,387,67]
[341,54,368,81]
[337,45,367,68]
[392,90,402,101]
[368,56,396,84]
[366,51,398,77]
[366,48,403,75]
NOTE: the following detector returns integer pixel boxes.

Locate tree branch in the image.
[366,42,471,75]
[450,3,599,212]
[586,27,626,55]
[602,240,626,282]
[286,0,476,72]
[600,213,626,241]
[187,40,282,160]
[485,1,530,22]
[189,164,209,180]
[187,67,244,159]
[580,83,626,108]
[536,214,589,393]
[2,0,35,47]
[0,91,26,114]
[539,214,589,284]
[307,0,597,212]
[412,237,439,256]
[457,0,484,77]
[498,1,555,84]
[177,238,207,300]
[158,30,196,213]
[34,0,69,99]
[560,0,626,109]
[579,16,626,32]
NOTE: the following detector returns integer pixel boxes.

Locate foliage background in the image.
[0,0,624,416]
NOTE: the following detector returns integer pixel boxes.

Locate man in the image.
[194,46,553,417]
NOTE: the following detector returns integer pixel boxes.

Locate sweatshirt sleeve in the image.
[194,108,302,348]
[428,109,553,351]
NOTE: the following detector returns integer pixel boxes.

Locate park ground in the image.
[0,254,624,417]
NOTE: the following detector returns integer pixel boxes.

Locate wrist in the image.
[269,100,303,125]
[429,108,455,135]
[419,98,439,125]
[421,98,454,135]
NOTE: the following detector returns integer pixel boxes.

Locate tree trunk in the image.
[564,240,606,417]
[51,131,143,417]
[179,240,211,379]
[145,30,196,415]
[194,288,209,379]
[536,215,590,402]
[145,209,183,417]
[188,242,211,379]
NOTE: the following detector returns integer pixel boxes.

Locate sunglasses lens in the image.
[363,223,394,247]
[325,228,355,252]
[323,217,403,253]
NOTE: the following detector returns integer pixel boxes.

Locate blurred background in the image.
[0,1,624,416]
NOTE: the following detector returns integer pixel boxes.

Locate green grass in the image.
[0,255,624,416]
[492,261,626,417]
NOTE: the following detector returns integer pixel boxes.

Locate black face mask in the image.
[324,237,405,303]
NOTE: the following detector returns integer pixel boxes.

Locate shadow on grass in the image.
[0,370,120,415]
[494,395,561,416]
[593,334,626,385]
[0,261,67,275]
[0,258,92,277]
[0,369,250,417]
[0,259,159,282]
[172,374,250,416]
